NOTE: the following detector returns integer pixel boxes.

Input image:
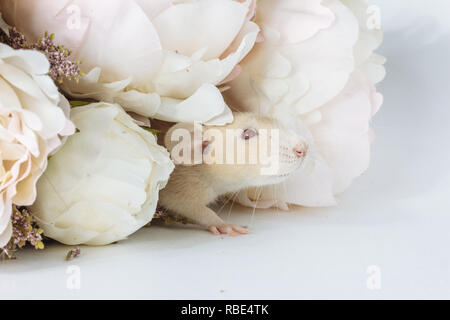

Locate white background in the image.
[1,0,450,299]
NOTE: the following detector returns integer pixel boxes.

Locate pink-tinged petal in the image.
[2,1,254,124]
[309,72,374,194]
[236,0,257,20]
[256,33,265,43]
[72,0,163,84]
[0,17,74,235]
[257,0,335,45]
[13,157,47,206]
[0,0,88,55]
[288,1,359,114]
[371,88,383,116]
[153,21,259,99]
[56,95,77,138]
[152,0,248,60]
[218,65,242,86]
[342,0,383,66]
[230,0,385,208]
[0,0,164,85]
[226,0,359,116]
[235,66,384,209]
[134,0,172,19]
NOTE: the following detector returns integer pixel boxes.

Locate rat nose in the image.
[293,143,308,158]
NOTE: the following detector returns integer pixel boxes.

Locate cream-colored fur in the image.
[158,113,308,235]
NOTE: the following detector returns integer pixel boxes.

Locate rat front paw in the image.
[208,224,249,236]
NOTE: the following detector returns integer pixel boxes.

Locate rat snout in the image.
[293,142,308,159]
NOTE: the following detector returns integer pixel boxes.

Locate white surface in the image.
[1,0,450,299]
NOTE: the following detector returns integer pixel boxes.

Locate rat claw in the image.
[232,225,249,235]
[209,226,221,235]
[209,224,249,236]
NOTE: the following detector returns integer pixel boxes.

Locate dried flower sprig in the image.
[66,247,81,261]
[33,31,84,83]
[0,206,45,260]
[0,26,27,48]
[0,27,83,83]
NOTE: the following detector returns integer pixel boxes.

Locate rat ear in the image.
[165,122,206,165]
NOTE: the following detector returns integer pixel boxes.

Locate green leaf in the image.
[142,127,160,136]
[65,250,73,261]
[69,100,92,108]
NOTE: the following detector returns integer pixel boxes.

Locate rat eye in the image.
[242,128,258,140]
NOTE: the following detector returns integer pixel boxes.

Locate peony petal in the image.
[0,219,12,248]
[0,76,23,113]
[31,75,60,103]
[134,0,172,19]
[17,93,67,140]
[56,95,77,138]
[286,1,359,114]
[0,47,51,76]
[309,72,374,194]
[153,0,248,60]
[229,0,385,208]
[0,0,87,53]
[0,62,51,104]
[32,103,174,245]
[13,164,43,206]
[153,21,259,99]
[1,0,164,85]
[64,68,234,125]
[226,0,360,116]
[341,0,383,66]
[0,194,12,237]
[0,142,25,160]
[72,0,163,85]
[0,15,74,238]
[257,0,335,44]
[6,1,257,124]
[155,83,233,125]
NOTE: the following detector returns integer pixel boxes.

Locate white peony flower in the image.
[224,0,386,208]
[0,0,260,125]
[31,103,174,246]
[0,38,75,247]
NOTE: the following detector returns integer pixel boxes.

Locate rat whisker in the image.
[250,186,263,228]
[227,191,240,221]
[158,112,308,236]
[282,180,288,202]
[216,192,238,216]
[273,184,281,217]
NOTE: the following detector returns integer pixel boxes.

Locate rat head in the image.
[165,113,309,188]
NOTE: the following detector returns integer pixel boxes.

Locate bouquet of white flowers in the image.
[0,0,384,258]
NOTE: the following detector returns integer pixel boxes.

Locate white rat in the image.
[158,113,308,236]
